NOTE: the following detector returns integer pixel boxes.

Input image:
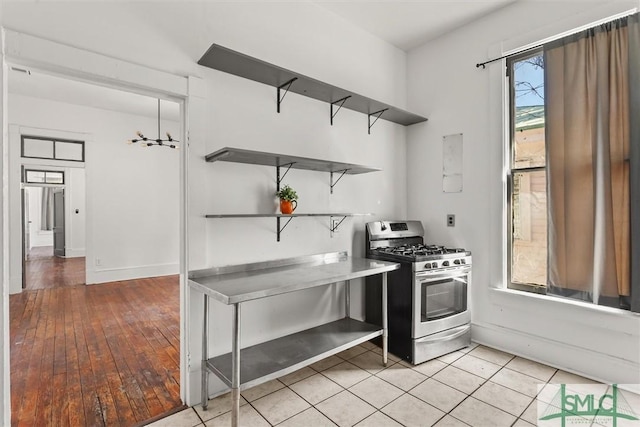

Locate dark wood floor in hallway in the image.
[24,246,86,290]
[10,275,182,426]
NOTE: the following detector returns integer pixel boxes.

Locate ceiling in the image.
[313,0,516,51]
[7,1,517,115]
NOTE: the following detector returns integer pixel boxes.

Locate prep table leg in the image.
[345,280,351,318]
[201,294,210,409]
[382,272,388,366]
[231,303,241,427]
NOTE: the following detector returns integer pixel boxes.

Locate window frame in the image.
[506,48,548,295]
[503,12,639,312]
[23,169,65,185]
[21,135,85,162]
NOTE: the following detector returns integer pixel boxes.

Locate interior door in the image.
[53,188,65,258]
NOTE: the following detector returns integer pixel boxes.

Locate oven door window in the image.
[421,277,467,322]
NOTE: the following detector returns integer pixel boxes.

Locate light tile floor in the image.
[147,342,636,427]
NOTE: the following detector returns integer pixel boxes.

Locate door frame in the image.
[20,185,26,289]
[1,28,197,423]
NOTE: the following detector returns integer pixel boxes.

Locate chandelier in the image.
[127,99,179,149]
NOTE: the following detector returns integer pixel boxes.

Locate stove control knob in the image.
[461,259,466,264]
[454,259,461,265]
[424,262,432,269]
[442,260,450,267]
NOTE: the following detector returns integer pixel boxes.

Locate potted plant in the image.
[276,184,298,214]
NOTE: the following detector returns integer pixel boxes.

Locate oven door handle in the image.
[415,267,471,281]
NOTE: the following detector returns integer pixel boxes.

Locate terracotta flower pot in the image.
[279,199,297,214]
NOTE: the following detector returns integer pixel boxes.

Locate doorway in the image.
[7,67,184,425]
[21,168,87,291]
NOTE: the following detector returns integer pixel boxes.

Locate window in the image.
[508,50,547,293]
[21,136,85,162]
[506,12,639,312]
[24,169,65,185]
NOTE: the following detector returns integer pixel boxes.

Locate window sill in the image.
[489,286,640,318]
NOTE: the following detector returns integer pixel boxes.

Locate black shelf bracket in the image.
[276,163,295,190]
[329,215,347,233]
[330,96,351,126]
[276,216,294,242]
[368,109,389,134]
[330,169,350,194]
[277,78,298,113]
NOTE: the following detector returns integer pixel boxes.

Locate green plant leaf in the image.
[275,184,298,201]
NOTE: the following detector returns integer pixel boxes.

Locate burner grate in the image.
[370,243,467,261]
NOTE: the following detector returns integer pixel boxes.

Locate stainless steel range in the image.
[365,220,472,364]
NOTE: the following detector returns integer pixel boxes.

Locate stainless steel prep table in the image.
[188,251,399,427]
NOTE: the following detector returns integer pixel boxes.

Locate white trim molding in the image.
[1,25,13,427]
[64,248,85,258]
[87,263,179,285]
[472,321,640,391]
[3,29,188,99]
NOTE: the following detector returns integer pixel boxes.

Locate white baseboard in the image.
[64,248,85,258]
[86,263,179,284]
[472,321,640,386]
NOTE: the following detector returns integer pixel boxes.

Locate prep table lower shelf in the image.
[206,317,382,389]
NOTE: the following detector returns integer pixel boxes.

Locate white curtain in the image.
[40,187,54,231]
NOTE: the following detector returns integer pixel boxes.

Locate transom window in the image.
[23,169,65,185]
[21,136,85,162]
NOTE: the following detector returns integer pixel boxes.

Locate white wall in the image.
[187,7,409,402]
[8,94,180,290]
[407,1,640,386]
[198,62,407,378]
[1,1,411,406]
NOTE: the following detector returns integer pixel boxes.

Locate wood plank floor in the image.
[10,275,182,426]
[26,246,55,260]
[24,246,86,290]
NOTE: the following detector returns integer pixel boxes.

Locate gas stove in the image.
[365,221,471,272]
[365,220,472,364]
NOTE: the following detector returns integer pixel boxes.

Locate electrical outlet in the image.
[331,219,340,233]
[447,214,455,227]
[95,258,102,266]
